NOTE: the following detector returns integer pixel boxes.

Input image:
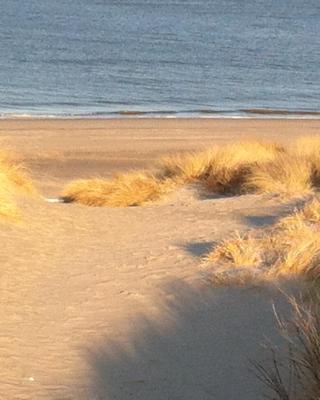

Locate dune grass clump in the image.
[255,296,320,400]
[0,150,35,195]
[0,151,36,221]
[206,198,320,285]
[62,171,174,207]
[160,140,284,194]
[159,149,215,183]
[62,140,285,208]
[206,232,270,285]
[268,199,320,279]
[204,141,284,194]
[292,136,320,189]
[268,214,320,279]
[62,137,320,207]
[245,153,313,196]
[206,232,267,285]
[207,232,262,268]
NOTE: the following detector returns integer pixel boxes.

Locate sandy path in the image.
[1,188,295,400]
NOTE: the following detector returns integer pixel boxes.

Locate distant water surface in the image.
[0,0,319,118]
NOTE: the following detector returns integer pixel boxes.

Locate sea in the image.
[0,0,319,119]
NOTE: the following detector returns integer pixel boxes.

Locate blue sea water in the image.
[0,0,319,118]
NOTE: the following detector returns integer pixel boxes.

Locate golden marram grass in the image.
[245,153,313,196]
[62,136,320,207]
[62,171,175,207]
[0,150,36,221]
[206,197,320,285]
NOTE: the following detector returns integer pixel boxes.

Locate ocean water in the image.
[0,0,319,118]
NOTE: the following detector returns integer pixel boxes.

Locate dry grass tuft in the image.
[0,150,36,195]
[214,141,284,166]
[268,214,320,279]
[206,232,269,285]
[254,296,320,400]
[207,232,262,267]
[62,171,174,207]
[159,140,283,195]
[245,153,313,196]
[291,137,320,190]
[0,151,36,221]
[204,161,250,195]
[159,149,215,182]
[206,197,320,285]
[204,141,284,194]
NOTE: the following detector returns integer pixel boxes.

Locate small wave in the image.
[1,108,320,120]
[241,108,320,116]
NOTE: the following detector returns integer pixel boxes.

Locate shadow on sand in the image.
[83,280,289,400]
[182,241,216,257]
[243,196,313,229]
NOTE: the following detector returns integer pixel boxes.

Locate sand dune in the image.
[1,118,320,399]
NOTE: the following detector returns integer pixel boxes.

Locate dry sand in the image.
[1,118,320,399]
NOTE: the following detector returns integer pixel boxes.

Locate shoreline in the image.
[2,106,320,121]
[2,115,320,121]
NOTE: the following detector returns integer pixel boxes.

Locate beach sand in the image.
[0,118,319,399]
